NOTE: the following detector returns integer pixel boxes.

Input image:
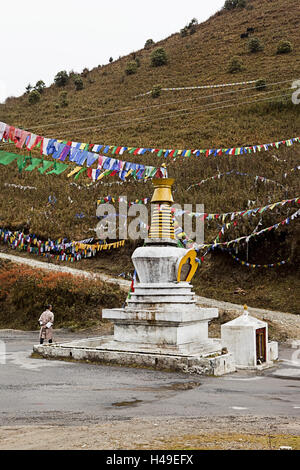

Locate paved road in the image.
[0,330,299,426]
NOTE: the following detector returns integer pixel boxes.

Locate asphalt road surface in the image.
[0,330,299,427]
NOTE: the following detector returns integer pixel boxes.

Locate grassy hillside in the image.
[0,0,299,313]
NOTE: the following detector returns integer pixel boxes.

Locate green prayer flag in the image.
[16,155,27,173]
[46,161,68,175]
[0,151,18,165]
[25,157,42,171]
[38,160,54,174]
[74,168,86,180]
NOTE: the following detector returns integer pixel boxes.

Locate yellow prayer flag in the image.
[125,169,133,178]
[67,166,82,178]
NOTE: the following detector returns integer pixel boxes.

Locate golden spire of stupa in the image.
[148,178,176,242]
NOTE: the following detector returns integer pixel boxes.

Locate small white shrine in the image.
[221,306,278,369]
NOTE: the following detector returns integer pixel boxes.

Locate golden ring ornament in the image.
[176,249,199,283]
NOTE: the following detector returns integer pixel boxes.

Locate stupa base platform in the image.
[33,336,236,376]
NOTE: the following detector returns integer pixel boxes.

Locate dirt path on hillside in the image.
[0,251,130,288]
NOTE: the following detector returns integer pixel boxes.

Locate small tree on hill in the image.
[59,91,68,107]
[125,61,138,75]
[28,90,41,105]
[151,85,162,98]
[150,48,168,67]
[25,84,33,94]
[35,80,46,93]
[180,18,198,37]
[228,56,244,73]
[187,18,198,35]
[248,37,264,53]
[224,0,246,9]
[277,40,293,54]
[74,75,84,90]
[109,57,113,63]
[144,39,155,49]
[256,79,267,91]
[82,68,89,77]
[224,0,237,9]
[180,26,189,37]
[54,70,69,87]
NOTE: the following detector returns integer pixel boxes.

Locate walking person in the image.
[39,304,54,344]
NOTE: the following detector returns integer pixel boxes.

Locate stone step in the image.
[135,282,191,288]
[103,307,218,323]
[127,299,196,305]
[134,288,193,296]
[131,292,195,304]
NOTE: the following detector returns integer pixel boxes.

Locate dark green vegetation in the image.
[0,0,299,314]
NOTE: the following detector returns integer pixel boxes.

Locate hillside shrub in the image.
[256,79,267,91]
[35,80,46,94]
[180,18,198,37]
[25,84,33,94]
[180,27,189,37]
[277,40,293,54]
[109,57,113,63]
[82,68,89,77]
[187,18,198,35]
[74,75,84,90]
[54,70,69,87]
[125,61,138,75]
[150,48,168,67]
[59,91,68,107]
[227,56,244,73]
[151,85,162,98]
[28,90,41,105]
[248,37,264,53]
[224,0,247,10]
[144,39,155,49]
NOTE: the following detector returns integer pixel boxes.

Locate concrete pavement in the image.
[0,330,299,426]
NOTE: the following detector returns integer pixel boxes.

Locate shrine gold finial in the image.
[151,178,175,204]
[148,178,175,240]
